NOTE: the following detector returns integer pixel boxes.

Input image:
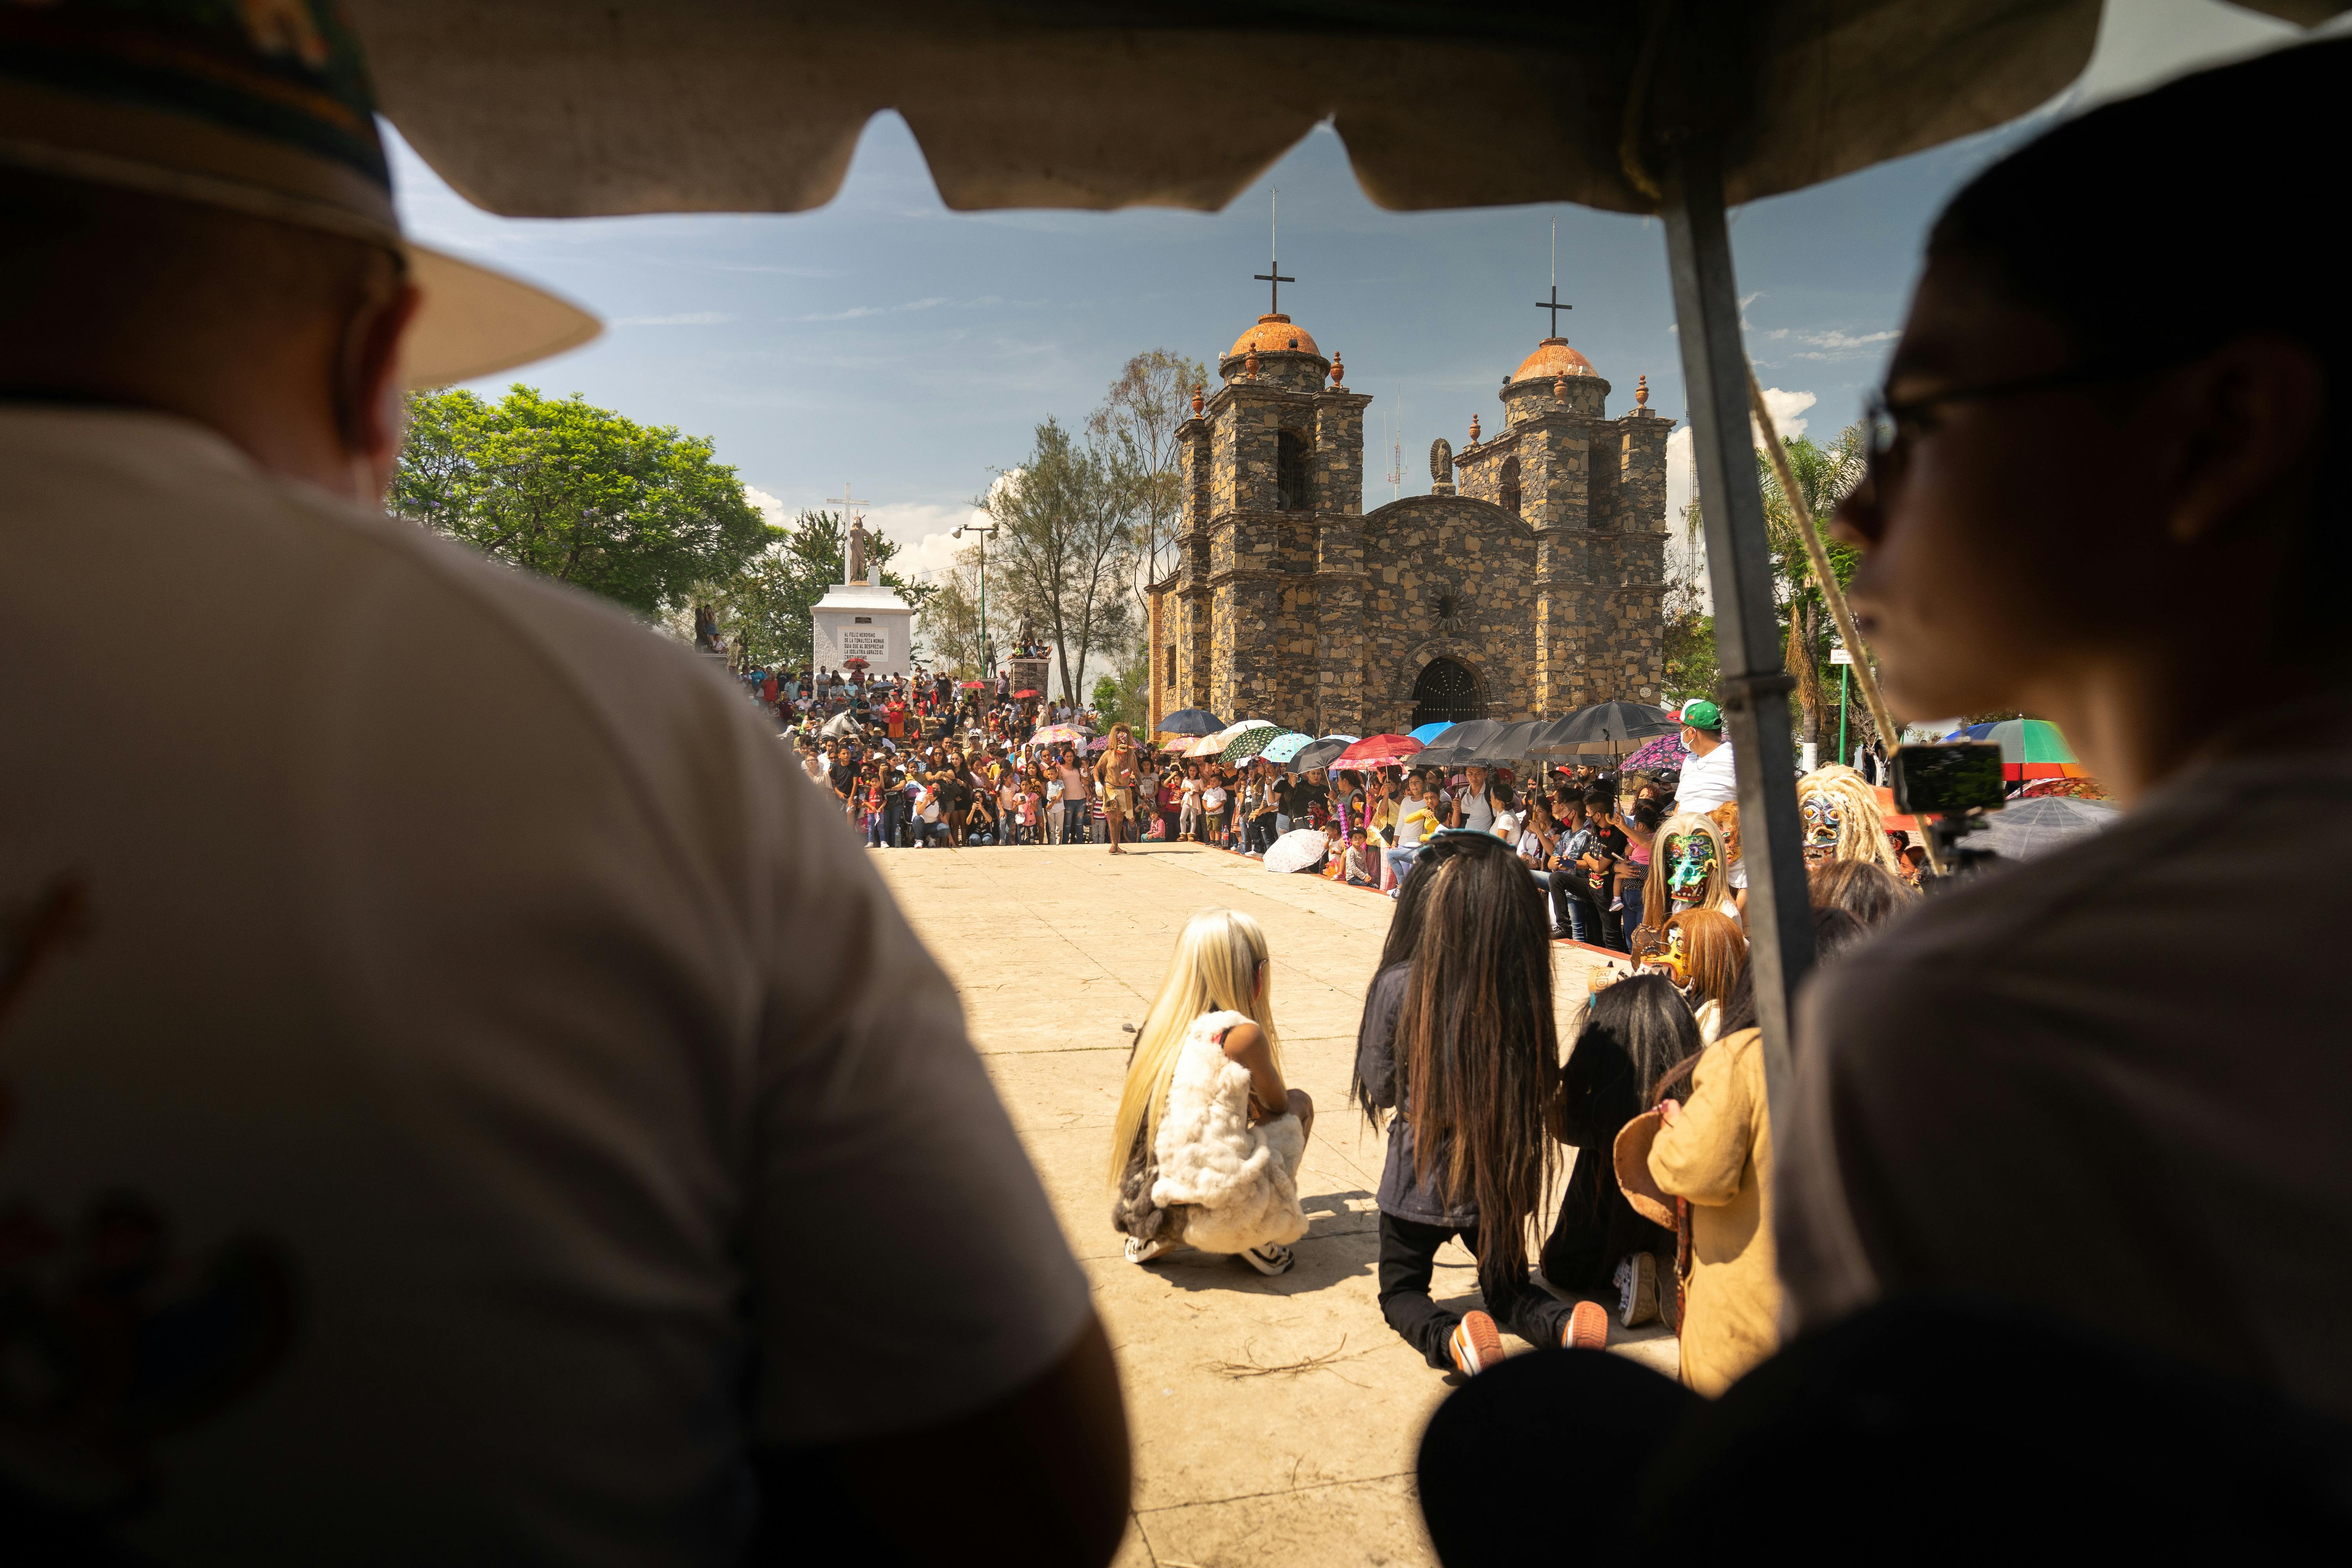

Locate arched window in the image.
[1499,455,1522,517]
[1276,429,1312,512]
[1410,657,1482,727]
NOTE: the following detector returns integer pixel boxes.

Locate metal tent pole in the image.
[1660,135,1816,1127]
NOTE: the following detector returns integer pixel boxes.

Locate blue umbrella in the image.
[1409,721,1454,743]
[1258,731,1315,766]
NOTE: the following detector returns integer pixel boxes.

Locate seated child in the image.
[1542,973,1695,1327]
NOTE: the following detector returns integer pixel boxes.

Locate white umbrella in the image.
[1262,827,1331,875]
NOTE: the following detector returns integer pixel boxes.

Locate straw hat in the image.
[0,1,597,386]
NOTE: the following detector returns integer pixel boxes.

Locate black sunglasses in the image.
[1859,357,2168,498]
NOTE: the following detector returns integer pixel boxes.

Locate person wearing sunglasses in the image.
[1415,41,2352,1568]
[1768,37,2352,1423]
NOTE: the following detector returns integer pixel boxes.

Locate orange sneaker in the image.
[1563,1299,1610,1350]
[1447,1310,1506,1375]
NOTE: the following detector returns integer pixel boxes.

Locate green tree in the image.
[711,509,931,670]
[984,418,1142,704]
[1089,348,1206,594]
[1755,426,1866,754]
[1089,641,1151,730]
[396,386,773,617]
[916,541,992,677]
[1679,423,1867,751]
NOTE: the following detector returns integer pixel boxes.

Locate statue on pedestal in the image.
[846,514,873,586]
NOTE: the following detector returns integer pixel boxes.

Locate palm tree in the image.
[1753,425,1867,757]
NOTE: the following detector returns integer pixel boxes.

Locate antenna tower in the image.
[1374,385,1392,496]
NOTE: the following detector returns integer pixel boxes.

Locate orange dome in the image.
[1227,314,1322,361]
[1512,338,1597,383]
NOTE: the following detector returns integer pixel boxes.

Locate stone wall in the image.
[1163,336,1670,734]
[1358,495,1540,734]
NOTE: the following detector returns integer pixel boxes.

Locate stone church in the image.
[1147,308,1673,739]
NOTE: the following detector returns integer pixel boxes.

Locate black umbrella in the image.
[1462,720,1548,766]
[1290,735,1356,773]
[1529,700,1680,757]
[1155,706,1225,737]
[1412,719,1508,769]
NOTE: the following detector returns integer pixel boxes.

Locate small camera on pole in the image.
[1891,741,2005,883]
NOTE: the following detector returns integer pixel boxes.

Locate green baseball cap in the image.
[1680,700,1723,732]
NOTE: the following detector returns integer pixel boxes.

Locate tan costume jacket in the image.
[1649,1026,1781,1396]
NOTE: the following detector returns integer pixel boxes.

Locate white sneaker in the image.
[1614,1252,1660,1327]
[1238,1242,1294,1275]
[1124,1234,1175,1265]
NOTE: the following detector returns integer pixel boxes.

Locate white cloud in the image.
[613,311,733,327]
[794,294,1003,324]
[1662,385,1817,601]
[744,485,788,526]
[1757,386,1815,441]
[738,493,994,581]
[1803,328,1896,352]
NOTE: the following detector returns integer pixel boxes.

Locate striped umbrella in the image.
[1258,731,1316,766]
[1944,719,2087,780]
[1221,724,1285,763]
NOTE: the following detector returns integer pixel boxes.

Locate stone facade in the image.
[1149,318,1672,737]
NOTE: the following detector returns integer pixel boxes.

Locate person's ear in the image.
[347,276,423,500]
[2160,335,2324,546]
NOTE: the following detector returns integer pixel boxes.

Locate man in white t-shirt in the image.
[0,16,1123,1566]
[1452,765,1495,833]
[1669,699,1738,814]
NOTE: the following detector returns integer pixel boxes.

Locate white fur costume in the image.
[1149,1009,1310,1254]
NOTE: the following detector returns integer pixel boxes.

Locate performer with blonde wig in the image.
[1108,908,1314,1274]
[1796,764,1907,875]
[1642,910,1749,1041]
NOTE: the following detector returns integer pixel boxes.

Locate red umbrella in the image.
[1011,689,1040,699]
[958,679,986,689]
[1332,733,1423,770]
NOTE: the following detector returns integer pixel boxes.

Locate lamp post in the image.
[952,517,998,691]
[1831,641,1854,766]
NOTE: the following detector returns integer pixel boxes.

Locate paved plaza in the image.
[877,843,1678,1568]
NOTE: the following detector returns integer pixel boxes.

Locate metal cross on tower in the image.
[1534,216,1572,336]
[1253,187,1294,316]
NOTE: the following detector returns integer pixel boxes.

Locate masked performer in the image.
[1639,909,1748,1042]
[1796,764,1907,875]
[1628,812,1733,961]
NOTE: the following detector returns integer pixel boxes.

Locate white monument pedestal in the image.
[812,578,915,680]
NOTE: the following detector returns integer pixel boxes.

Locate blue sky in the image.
[388,0,2317,584]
